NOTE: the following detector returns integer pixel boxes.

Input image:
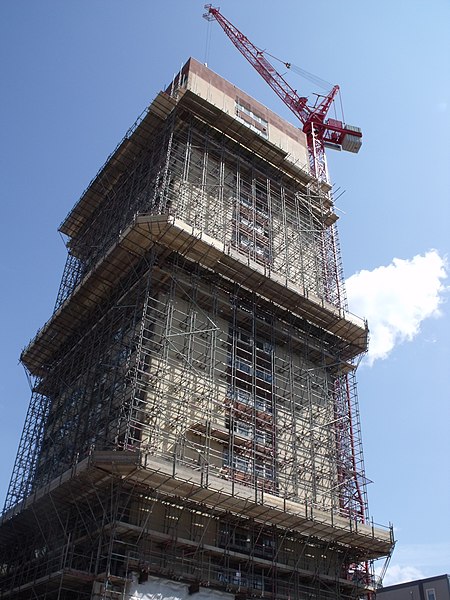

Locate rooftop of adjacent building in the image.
[378,574,450,597]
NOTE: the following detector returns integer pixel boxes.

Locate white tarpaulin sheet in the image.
[127,574,234,600]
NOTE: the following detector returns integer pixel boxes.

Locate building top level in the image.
[174,57,308,159]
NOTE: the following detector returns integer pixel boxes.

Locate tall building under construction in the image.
[0,58,393,600]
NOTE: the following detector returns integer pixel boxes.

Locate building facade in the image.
[0,58,393,600]
[377,575,450,600]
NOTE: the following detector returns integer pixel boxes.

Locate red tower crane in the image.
[204,5,369,532]
[204,5,362,183]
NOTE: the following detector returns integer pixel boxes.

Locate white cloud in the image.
[346,250,447,365]
[381,564,425,587]
[377,542,450,587]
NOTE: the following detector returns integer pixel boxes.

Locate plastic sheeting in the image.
[127,574,234,600]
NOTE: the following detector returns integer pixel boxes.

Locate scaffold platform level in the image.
[60,86,331,244]
[21,214,367,376]
[0,451,393,558]
[176,89,315,186]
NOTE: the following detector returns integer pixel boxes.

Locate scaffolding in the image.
[0,63,393,600]
[0,451,391,600]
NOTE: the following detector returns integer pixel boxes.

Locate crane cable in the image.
[264,50,332,91]
[204,14,345,123]
[264,49,346,122]
[204,16,213,65]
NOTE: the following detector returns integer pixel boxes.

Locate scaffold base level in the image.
[3,569,95,599]
[1,451,392,558]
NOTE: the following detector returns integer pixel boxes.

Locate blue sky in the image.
[1,0,449,585]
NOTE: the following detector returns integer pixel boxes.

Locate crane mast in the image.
[204,5,362,183]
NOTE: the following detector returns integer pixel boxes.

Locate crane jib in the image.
[204,5,363,180]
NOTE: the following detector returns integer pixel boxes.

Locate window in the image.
[231,358,272,382]
[256,394,272,413]
[426,589,437,600]
[235,99,268,139]
[255,339,272,354]
[255,200,269,219]
[239,191,253,209]
[236,330,252,346]
[239,214,267,236]
[236,388,251,405]
[228,387,272,413]
[233,531,250,549]
[255,366,273,383]
[223,450,251,474]
[255,460,274,480]
[235,357,252,374]
[255,429,271,446]
[254,535,276,558]
[238,212,267,237]
[236,233,270,261]
[233,183,271,265]
[234,421,252,437]
[239,231,252,249]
